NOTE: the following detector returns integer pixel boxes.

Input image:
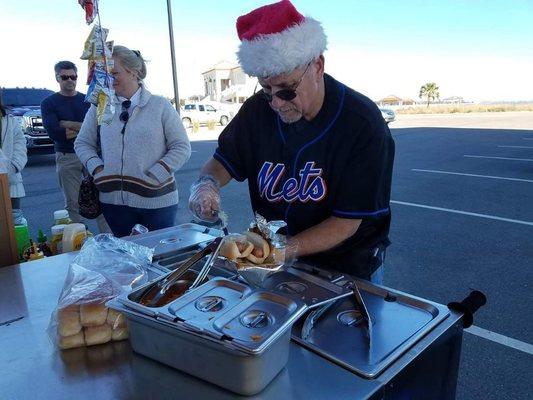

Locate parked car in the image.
[379,107,396,124]
[1,87,55,152]
[180,103,230,129]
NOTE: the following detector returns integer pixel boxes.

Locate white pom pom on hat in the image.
[236,0,327,78]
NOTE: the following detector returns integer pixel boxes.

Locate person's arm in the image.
[9,116,28,174]
[200,158,232,187]
[59,121,83,139]
[292,216,362,257]
[189,102,250,221]
[60,121,83,131]
[41,98,68,142]
[146,100,192,183]
[74,106,102,175]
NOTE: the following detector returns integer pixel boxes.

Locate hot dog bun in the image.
[220,238,254,261]
[245,231,271,264]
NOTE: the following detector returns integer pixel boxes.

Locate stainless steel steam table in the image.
[0,252,464,399]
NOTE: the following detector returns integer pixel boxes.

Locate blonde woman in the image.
[75,46,191,236]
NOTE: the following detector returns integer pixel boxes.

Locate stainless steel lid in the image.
[163,278,306,354]
[291,279,450,378]
[260,266,352,308]
[166,278,252,329]
[125,224,216,260]
[210,291,306,353]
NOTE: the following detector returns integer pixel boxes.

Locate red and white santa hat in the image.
[236,0,327,78]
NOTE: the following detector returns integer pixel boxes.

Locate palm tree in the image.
[419,83,440,108]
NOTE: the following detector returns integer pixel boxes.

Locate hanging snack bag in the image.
[81,24,108,60]
[79,0,98,25]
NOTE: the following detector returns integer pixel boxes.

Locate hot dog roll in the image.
[84,324,112,346]
[59,331,85,350]
[106,309,126,329]
[57,305,82,337]
[220,238,254,261]
[80,303,108,327]
[245,231,271,264]
[112,327,129,341]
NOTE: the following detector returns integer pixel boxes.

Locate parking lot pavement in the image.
[387,120,533,400]
[393,111,533,130]
[17,112,533,399]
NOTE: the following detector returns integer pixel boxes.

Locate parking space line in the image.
[412,169,533,183]
[497,145,533,149]
[465,325,533,355]
[464,155,533,162]
[391,200,533,226]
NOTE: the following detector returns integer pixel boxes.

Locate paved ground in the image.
[19,112,533,399]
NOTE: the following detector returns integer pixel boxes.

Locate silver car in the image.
[379,107,396,124]
[180,103,230,129]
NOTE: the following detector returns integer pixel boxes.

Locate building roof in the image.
[378,95,416,104]
[378,95,403,103]
[202,60,240,75]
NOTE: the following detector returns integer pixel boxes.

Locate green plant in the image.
[419,82,440,108]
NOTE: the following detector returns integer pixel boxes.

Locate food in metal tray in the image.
[138,238,223,307]
[139,279,192,307]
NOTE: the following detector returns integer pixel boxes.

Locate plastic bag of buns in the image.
[48,234,153,350]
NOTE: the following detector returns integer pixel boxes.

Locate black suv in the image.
[1,87,55,152]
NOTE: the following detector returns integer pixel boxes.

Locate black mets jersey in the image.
[214,74,395,278]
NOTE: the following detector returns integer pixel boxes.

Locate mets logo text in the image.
[257,161,327,203]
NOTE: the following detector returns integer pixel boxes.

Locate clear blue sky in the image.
[1,0,532,101]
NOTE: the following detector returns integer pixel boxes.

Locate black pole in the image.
[166,0,180,113]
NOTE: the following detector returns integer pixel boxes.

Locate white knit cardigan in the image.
[0,114,27,198]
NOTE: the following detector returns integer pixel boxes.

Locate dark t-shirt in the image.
[215,74,395,278]
[41,92,89,153]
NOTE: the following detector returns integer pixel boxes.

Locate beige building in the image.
[201,61,257,103]
[377,95,416,106]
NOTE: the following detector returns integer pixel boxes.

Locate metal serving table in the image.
[0,248,464,399]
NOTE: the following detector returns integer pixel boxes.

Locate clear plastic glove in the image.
[271,237,299,267]
[188,176,221,223]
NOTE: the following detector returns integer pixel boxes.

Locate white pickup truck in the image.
[180,103,230,128]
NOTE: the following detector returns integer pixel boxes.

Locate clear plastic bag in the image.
[48,234,154,349]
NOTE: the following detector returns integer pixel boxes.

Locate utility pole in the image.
[166,0,180,113]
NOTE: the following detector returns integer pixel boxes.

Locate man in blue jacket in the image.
[42,61,108,231]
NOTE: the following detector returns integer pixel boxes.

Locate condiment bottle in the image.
[54,210,72,226]
[50,224,66,255]
[62,223,87,252]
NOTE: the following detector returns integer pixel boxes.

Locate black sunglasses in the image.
[260,62,311,102]
[120,100,131,133]
[58,75,77,81]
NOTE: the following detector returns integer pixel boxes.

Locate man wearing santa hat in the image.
[189,0,395,282]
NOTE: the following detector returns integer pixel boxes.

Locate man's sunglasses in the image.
[260,62,311,102]
[58,75,77,81]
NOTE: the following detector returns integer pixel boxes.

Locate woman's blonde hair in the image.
[112,45,147,81]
